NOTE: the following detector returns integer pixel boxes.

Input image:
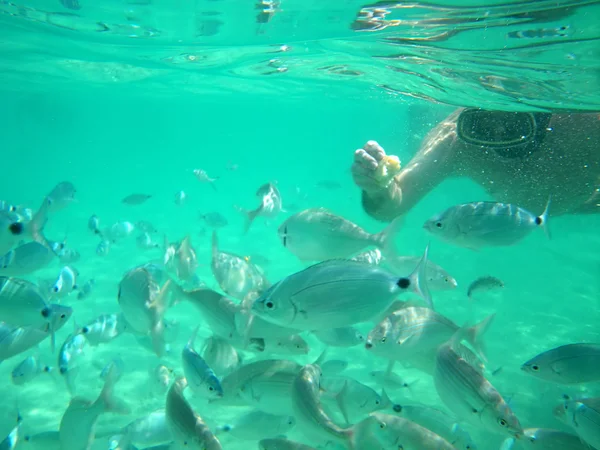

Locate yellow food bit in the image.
[375,155,402,184]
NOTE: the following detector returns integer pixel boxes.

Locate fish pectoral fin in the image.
[396,335,413,346]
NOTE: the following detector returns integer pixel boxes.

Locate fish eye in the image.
[379,422,386,429]
[53,286,59,293]
[61,314,66,319]
[265,301,275,309]
[380,337,387,343]
[498,418,508,427]
[208,386,214,391]
[436,222,442,228]
[393,404,402,413]
[531,364,539,371]
[82,326,89,333]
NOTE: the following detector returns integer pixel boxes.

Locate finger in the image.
[354,149,378,170]
[363,140,385,161]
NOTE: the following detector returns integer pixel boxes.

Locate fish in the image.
[182,326,223,399]
[278,208,403,261]
[200,211,228,228]
[55,246,80,264]
[386,255,458,291]
[0,413,22,450]
[87,215,101,235]
[391,404,477,450]
[356,412,457,450]
[313,326,364,348]
[0,277,72,351]
[501,427,589,450]
[44,181,76,213]
[117,268,172,357]
[79,313,126,346]
[434,341,522,437]
[259,438,317,450]
[211,231,270,300]
[76,279,95,300]
[137,232,160,250]
[240,182,282,233]
[122,193,153,205]
[105,221,136,242]
[58,363,129,450]
[164,235,198,283]
[109,409,172,450]
[366,306,494,363]
[174,190,186,205]
[136,220,158,234]
[250,246,431,331]
[424,198,551,249]
[554,397,600,449]
[193,169,219,191]
[50,265,78,298]
[58,331,89,395]
[0,241,55,276]
[292,364,353,447]
[96,239,110,256]
[0,317,71,363]
[165,377,223,450]
[351,248,384,265]
[11,354,52,385]
[521,343,600,384]
[0,206,48,256]
[217,411,296,440]
[468,275,504,299]
[202,335,241,377]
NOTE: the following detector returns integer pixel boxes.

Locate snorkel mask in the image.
[457,109,552,158]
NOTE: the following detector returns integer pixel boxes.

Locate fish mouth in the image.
[365,341,373,350]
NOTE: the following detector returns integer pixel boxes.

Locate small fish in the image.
[79,313,126,346]
[50,266,78,298]
[58,332,89,395]
[193,169,219,191]
[96,239,111,256]
[174,190,186,205]
[434,341,522,437]
[167,235,198,283]
[521,343,600,384]
[278,208,402,261]
[320,359,349,376]
[351,248,384,265]
[263,334,310,355]
[313,327,364,348]
[11,354,52,385]
[59,363,129,450]
[218,411,296,440]
[291,364,353,447]
[200,211,228,228]
[368,370,412,390]
[44,181,77,213]
[111,409,172,450]
[468,275,504,299]
[0,318,71,363]
[386,255,458,291]
[202,335,241,377]
[136,220,158,234]
[251,246,431,331]
[0,241,55,276]
[501,427,589,450]
[424,198,551,249]
[137,232,160,250]
[554,397,600,449]
[122,193,153,205]
[105,221,136,242]
[239,183,282,233]
[0,412,22,450]
[56,246,80,264]
[149,365,174,395]
[181,326,223,399]
[165,377,222,450]
[87,215,101,235]
[76,279,95,300]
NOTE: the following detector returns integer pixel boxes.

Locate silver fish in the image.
[278,208,402,261]
[468,275,504,299]
[50,265,78,298]
[122,193,152,205]
[0,277,72,351]
[11,354,52,385]
[136,232,160,250]
[111,409,172,450]
[240,183,282,233]
[313,326,364,348]
[366,306,494,363]
[165,235,197,283]
[0,318,71,362]
[117,267,171,357]
[521,343,600,384]
[87,215,101,235]
[0,241,54,276]
[201,211,228,228]
[174,190,186,206]
[357,412,456,450]
[76,279,95,300]
[238,368,297,415]
[0,413,21,450]
[501,427,589,450]
[211,231,269,300]
[58,332,88,395]
[424,199,551,249]
[44,181,76,213]
[202,335,241,377]
[105,221,136,242]
[193,169,219,191]
[96,239,111,256]
[554,397,600,449]
[218,411,295,440]
[434,342,522,437]
[182,326,223,399]
[262,333,310,355]
[165,377,222,450]
[251,246,431,331]
[59,363,129,450]
[351,248,384,265]
[292,364,353,447]
[56,246,80,264]
[392,404,477,450]
[181,288,240,342]
[386,255,458,291]
[259,438,317,450]
[79,313,126,346]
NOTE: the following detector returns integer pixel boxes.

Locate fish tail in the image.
[500,437,516,450]
[99,362,130,415]
[397,243,432,309]
[187,325,200,349]
[29,200,51,248]
[242,207,261,234]
[150,280,172,357]
[334,381,351,426]
[465,313,496,362]
[537,195,552,239]
[376,215,404,257]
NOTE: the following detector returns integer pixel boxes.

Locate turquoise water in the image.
[0,0,599,449]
